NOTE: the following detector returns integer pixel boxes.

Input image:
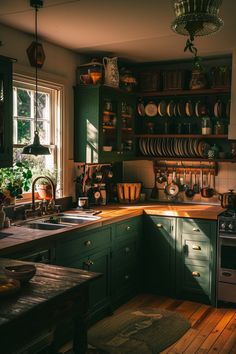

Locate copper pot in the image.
[218,189,236,209]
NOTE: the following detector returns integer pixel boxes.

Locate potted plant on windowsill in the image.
[0,162,32,205]
[33,168,57,201]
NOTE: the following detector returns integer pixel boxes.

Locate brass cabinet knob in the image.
[156,223,163,228]
[124,274,129,280]
[126,226,131,231]
[192,245,201,250]
[83,259,94,269]
[192,228,200,232]
[125,247,130,253]
[84,240,92,247]
[192,271,200,277]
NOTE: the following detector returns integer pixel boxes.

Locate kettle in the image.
[218,189,236,209]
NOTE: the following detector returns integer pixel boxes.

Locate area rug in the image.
[87,308,191,354]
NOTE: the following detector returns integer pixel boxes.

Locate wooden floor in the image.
[113,293,236,354]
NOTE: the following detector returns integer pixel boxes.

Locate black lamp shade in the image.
[22,131,50,156]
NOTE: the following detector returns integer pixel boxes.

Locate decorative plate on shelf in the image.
[167,100,175,118]
[185,100,194,117]
[145,102,158,117]
[158,100,167,117]
[137,102,145,117]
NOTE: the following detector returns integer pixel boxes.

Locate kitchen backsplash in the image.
[123,161,236,204]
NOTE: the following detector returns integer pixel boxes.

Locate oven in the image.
[218,211,236,304]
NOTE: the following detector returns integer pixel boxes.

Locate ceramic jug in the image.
[103,57,119,88]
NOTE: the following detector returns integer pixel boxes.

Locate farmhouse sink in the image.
[23,222,67,230]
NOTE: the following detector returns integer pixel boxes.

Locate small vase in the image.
[0,205,6,229]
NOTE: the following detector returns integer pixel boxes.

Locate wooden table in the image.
[0,259,100,354]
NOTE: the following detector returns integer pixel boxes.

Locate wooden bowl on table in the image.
[4,264,36,283]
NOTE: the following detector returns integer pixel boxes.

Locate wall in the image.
[123,160,236,205]
[0,23,83,198]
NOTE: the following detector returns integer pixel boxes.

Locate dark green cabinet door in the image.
[66,248,111,323]
[0,56,13,167]
[74,85,136,163]
[176,218,217,305]
[144,215,175,295]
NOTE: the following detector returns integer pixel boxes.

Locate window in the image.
[13,75,63,197]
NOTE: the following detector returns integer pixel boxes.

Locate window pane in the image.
[36,92,49,119]
[17,120,32,144]
[37,121,50,144]
[17,89,31,117]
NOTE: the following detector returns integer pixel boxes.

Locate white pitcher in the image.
[103,57,119,88]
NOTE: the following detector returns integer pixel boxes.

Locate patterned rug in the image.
[87,308,190,354]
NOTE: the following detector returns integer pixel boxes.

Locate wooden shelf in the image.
[122,128,133,132]
[102,125,116,130]
[137,88,231,97]
[121,114,133,118]
[135,134,228,139]
[136,156,236,162]
[103,111,116,115]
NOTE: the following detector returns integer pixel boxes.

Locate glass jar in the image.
[202,116,212,135]
[214,120,224,134]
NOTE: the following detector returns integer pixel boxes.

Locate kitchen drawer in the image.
[181,219,212,237]
[182,263,210,294]
[115,217,141,240]
[183,236,210,262]
[55,227,111,262]
[113,265,138,291]
[112,240,138,267]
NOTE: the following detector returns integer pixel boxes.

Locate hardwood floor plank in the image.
[183,308,227,353]
[208,312,236,354]
[197,310,236,352]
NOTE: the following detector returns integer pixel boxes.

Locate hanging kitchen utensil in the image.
[181,169,189,192]
[156,170,167,184]
[151,173,159,199]
[185,171,195,198]
[193,172,199,194]
[201,171,214,198]
[165,171,180,197]
[218,189,236,209]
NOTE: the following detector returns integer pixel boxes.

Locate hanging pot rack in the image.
[153,160,218,176]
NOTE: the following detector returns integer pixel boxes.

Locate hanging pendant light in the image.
[23,0,50,156]
[171,0,224,41]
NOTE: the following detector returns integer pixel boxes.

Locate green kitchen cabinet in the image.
[0,56,13,167]
[54,226,112,322]
[176,218,217,305]
[74,84,136,163]
[144,215,176,296]
[111,216,143,309]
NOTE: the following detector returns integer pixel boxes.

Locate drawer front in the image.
[181,219,212,237]
[56,227,111,262]
[113,240,138,266]
[183,236,210,261]
[182,263,210,294]
[113,265,138,290]
[115,217,141,240]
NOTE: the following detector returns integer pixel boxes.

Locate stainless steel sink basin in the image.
[23,222,68,230]
[18,213,101,230]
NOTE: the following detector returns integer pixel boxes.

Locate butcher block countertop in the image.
[0,203,224,255]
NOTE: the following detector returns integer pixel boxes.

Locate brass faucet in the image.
[25,176,58,219]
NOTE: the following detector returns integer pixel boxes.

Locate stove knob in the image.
[220,222,226,229]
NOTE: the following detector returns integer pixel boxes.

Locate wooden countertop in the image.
[0,258,99,353]
[0,203,224,255]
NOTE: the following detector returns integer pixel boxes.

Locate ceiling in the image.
[0,0,235,63]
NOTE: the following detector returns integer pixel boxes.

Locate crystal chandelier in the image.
[171,0,224,41]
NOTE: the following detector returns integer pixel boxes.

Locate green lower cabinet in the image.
[176,218,217,305]
[111,216,143,310]
[144,215,176,296]
[54,226,112,323]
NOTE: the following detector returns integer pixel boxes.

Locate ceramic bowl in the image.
[4,264,36,283]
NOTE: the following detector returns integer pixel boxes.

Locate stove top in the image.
[219,209,236,234]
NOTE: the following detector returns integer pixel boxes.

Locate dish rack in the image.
[117,183,142,203]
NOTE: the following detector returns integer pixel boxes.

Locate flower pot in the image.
[37,184,52,200]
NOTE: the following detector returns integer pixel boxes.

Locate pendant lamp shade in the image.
[171,0,224,40]
[23,0,50,156]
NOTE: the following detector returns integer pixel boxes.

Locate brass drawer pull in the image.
[156,223,163,228]
[126,226,131,231]
[192,228,200,232]
[84,240,92,247]
[125,247,130,253]
[124,275,129,280]
[192,245,201,250]
[83,260,94,269]
[192,271,200,277]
